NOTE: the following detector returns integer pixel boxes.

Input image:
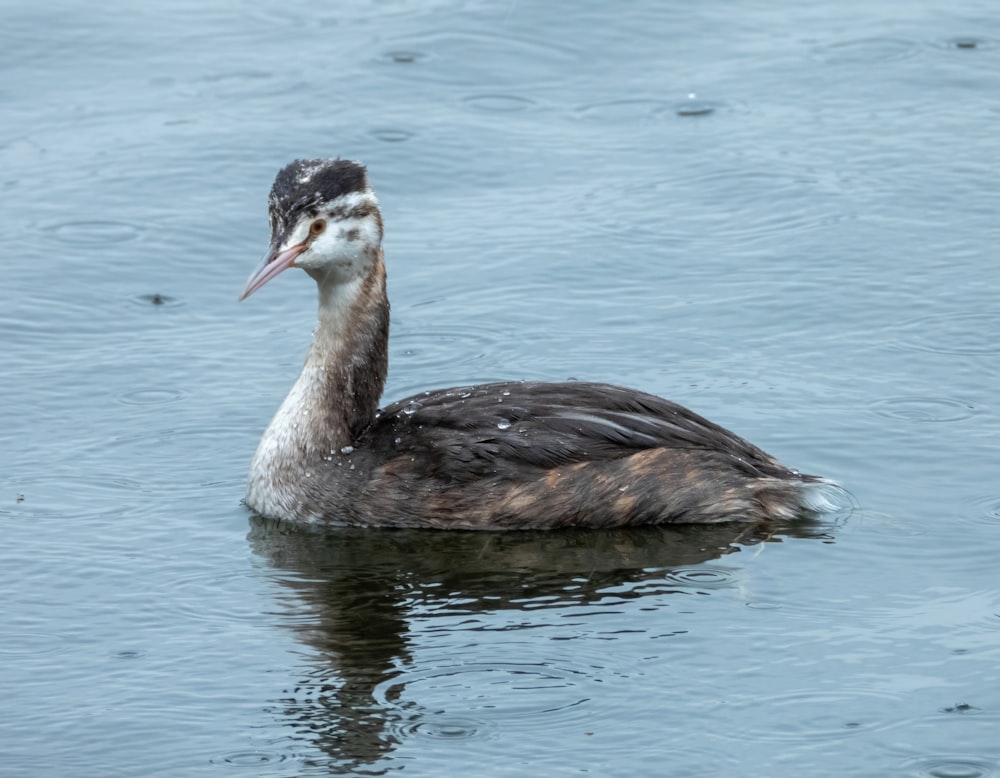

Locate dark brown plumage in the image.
[241,158,838,529]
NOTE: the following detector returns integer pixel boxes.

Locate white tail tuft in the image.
[795,477,852,515]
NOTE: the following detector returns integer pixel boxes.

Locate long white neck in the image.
[246,256,389,518]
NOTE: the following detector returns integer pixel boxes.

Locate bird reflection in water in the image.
[247,518,836,773]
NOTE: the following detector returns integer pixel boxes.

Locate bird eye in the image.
[309,218,327,237]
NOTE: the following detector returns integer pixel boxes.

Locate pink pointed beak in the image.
[239,243,308,301]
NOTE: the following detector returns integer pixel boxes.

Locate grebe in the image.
[240,158,837,529]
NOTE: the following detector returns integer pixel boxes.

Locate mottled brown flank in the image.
[294,376,829,529]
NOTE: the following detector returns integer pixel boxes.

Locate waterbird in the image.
[239,158,838,529]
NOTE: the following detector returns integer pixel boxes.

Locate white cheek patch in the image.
[335,217,380,247]
[303,221,369,266]
[283,190,381,278]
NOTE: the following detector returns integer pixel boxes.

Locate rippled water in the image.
[3,0,999,775]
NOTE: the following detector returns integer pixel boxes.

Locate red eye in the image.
[309,219,327,237]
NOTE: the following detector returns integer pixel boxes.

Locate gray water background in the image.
[3,1,999,775]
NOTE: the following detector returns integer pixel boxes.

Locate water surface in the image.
[3,1,999,775]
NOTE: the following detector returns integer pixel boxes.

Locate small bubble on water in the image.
[497,419,512,430]
[394,436,402,445]
[340,445,354,454]
[386,50,424,64]
[677,92,715,116]
[502,390,511,396]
